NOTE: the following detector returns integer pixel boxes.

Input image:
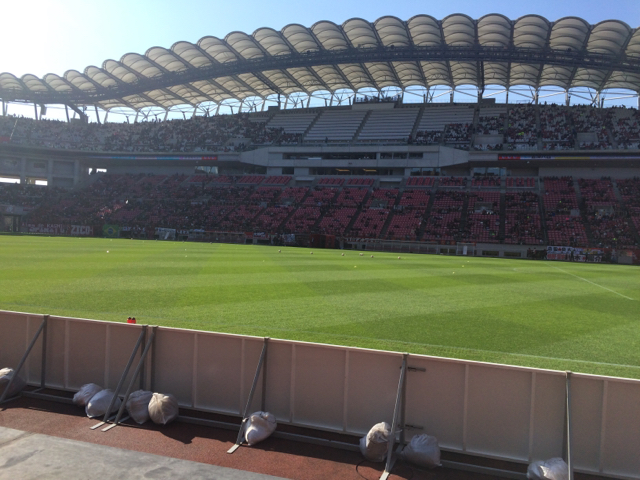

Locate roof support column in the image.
[192,106,197,118]
[505,89,509,105]
[330,94,334,107]
[1,100,6,116]
[104,111,109,123]
[134,111,139,123]
[306,96,311,108]
[535,88,539,105]
[94,105,101,125]
[33,103,39,121]
[261,100,266,112]
[565,90,570,107]
[450,90,454,104]
[216,104,221,115]
[284,95,289,109]
[238,101,243,113]
[164,110,169,121]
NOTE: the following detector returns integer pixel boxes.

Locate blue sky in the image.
[1,0,638,77]
[1,0,639,120]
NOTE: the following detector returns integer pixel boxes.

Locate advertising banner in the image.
[24,224,94,237]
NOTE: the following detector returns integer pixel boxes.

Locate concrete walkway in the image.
[0,426,285,480]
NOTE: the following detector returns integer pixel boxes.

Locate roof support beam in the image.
[565,26,593,89]
[438,21,455,90]
[304,27,359,92]
[5,43,640,107]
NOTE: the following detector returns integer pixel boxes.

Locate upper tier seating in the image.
[305,110,367,142]
[357,109,419,142]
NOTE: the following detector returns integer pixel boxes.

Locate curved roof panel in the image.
[1,14,639,111]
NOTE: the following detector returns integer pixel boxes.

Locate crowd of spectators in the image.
[4,172,639,248]
[3,104,640,153]
[413,130,442,145]
[476,114,505,135]
[504,191,544,245]
[0,113,283,153]
[506,105,538,144]
[579,178,636,248]
[543,177,588,247]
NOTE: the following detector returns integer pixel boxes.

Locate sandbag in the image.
[126,390,153,424]
[527,458,568,480]
[0,368,26,399]
[359,422,391,463]
[401,434,441,468]
[85,389,121,418]
[244,411,277,446]
[148,393,179,425]
[73,383,103,407]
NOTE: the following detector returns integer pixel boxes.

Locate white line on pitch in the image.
[553,266,634,300]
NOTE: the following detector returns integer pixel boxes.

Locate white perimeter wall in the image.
[1,310,639,479]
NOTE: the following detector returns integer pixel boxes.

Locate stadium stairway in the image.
[415,189,438,241]
[351,110,372,143]
[300,111,321,144]
[574,180,597,246]
[409,105,426,140]
[378,190,403,237]
[538,178,550,245]
[457,193,471,241]
[343,188,373,237]
[567,106,580,147]
[498,191,507,242]
[535,105,543,150]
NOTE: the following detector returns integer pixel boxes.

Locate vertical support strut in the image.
[227,337,270,454]
[0,315,48,404]
[40,315,49,389]
[102,326,157,432]
[380,354,408,480]
[564,371,574,480]
[90,326,147,430]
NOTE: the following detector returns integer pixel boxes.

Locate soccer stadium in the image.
[1,8,640,480]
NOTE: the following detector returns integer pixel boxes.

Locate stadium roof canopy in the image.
[1,14,640,112]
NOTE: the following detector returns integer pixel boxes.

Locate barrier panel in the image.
[1,309,638,479]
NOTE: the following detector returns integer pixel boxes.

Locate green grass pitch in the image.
[1,236,639,379]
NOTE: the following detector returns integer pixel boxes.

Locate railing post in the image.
[564,371,574,480]
[380,353,408,480]
[90,325,147,430]
[227,337,269,454]
[102,326,157,431]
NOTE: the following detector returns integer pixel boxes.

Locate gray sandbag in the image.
[126,390,153,424]
[244,411,277,446]
[0,368,26,398]
[85,389,121,418]
[527,458,568,480]
[359,422,391,462]
[148,393,179,425]
[400,434,441,468]
[73,383,103,407]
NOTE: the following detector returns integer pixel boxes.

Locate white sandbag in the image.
[85,389,121,418]
[527,458,568,480]
[73,383,103,407]
[148,393,179,425]
[126,390,153,424]
[401,434,441,468]
[0,368,26,398]
[244,411,277,446]
[359,422,391,463]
